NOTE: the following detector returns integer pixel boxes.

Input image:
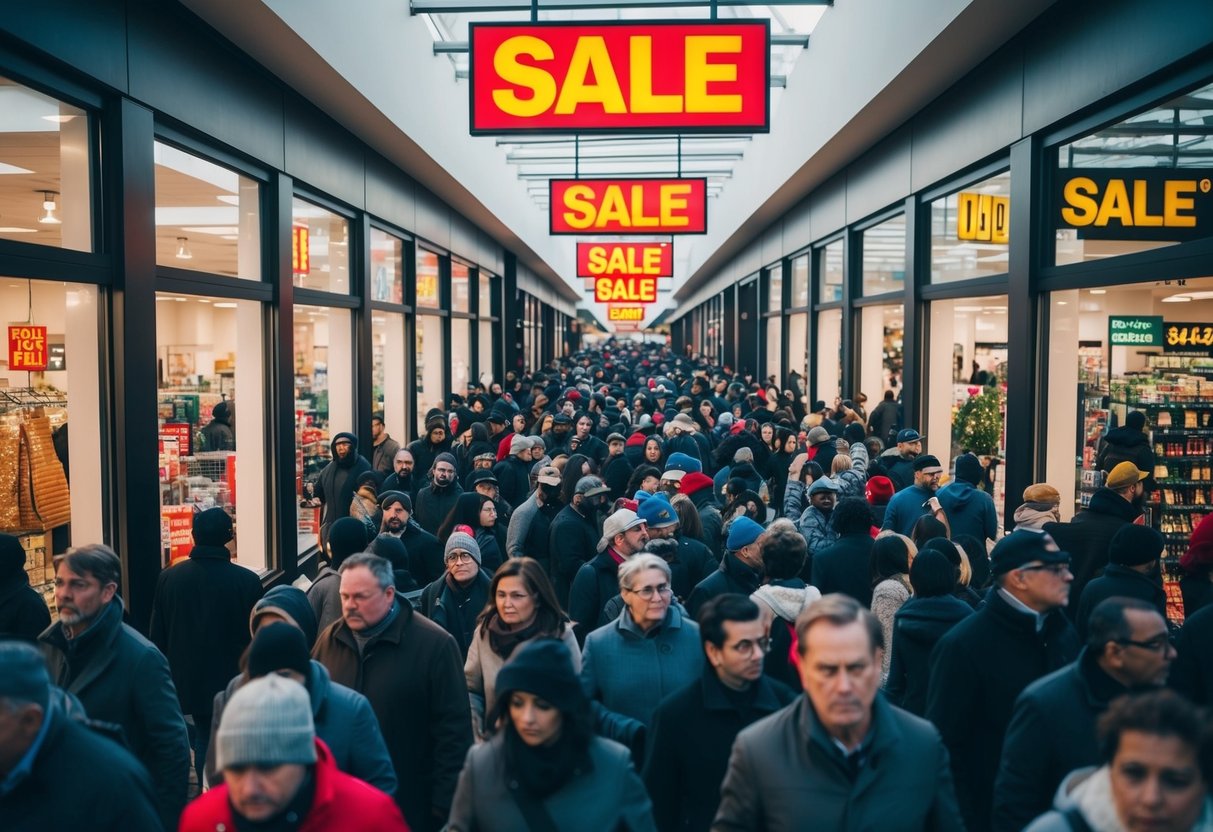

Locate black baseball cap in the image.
[896,428,922,443]
[990,528,1071,576]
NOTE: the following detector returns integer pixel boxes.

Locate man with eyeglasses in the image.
[644,594,796,832]
[993,596,1175,832]
[926,529,1081,832]
[569,507,649,645]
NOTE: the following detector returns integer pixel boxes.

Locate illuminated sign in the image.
[608,306,645,322]
[1163,322,1213,354]
[577,242,672,276]
[469,20,769,134]
[551,178,707,235]
[1057,169,1212,241]
[1109,316,1163,347]
[292,225,309,273]
[593,276,659,303]
[8,325,48,370]
[957,192,1009,243]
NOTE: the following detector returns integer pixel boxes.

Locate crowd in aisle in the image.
[5,339,1213,831]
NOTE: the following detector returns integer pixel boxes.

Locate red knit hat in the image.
[679,472,714,496]
[865,476,895,505]
[626,432,647,448]
[1182,513,1213,572]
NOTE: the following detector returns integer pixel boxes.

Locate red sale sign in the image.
[577,242,672,277]
[8,325,48,370]
[551,179,707,235]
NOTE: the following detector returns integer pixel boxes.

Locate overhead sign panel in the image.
[469,20,770,134]
[551,178,706,234]
[576,242,672,277]
[593,276,659,303]
[1056,168,1212,242]
[607,305,646,323]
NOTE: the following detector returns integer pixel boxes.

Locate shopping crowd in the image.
[4,340,1213,831]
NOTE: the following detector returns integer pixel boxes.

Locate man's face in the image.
[615,524,650,556]
[608,439,624,457]
[561,401,576,417]
[647,523,677,540]
[371,419,384,440]
[512,414,527,432]
[898,440,922,457]
[0,698,44,778]
[553,421,570,436]
[1110,731,1206,832]
[393,451,414,476]
[914,470,942,491]
[706,618,768,689]
[55,563,117,629]
[382,502,408,534]
[799,620,881,739]
[530,444,545,462]
[339,566,395,632]
[1107,609,1175,687]
[429,428,447,445]
[475,482,499,501]
[432,461,456,487]
[661,477,681,496]
[333,439,352,460]
[224,763,308,822]
[576,416,592,439]
[810,491,836,513]
[474,457,493,471]
[1009,560,1073,611]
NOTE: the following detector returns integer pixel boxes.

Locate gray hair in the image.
[795,593,883,655]
[618,553,672,592]
[338,552,394,591]
[59,543,122,588]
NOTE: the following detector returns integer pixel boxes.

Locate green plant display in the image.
[953,389,1003,455]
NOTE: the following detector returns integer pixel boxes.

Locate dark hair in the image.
[796,593,883,654]
[1087,597,1163,652]
[496,694,595,766]
[870,536,911,586]
[805,461,824,483]
[477,557,568,637]
[625,464,662,497]
[759,519,808,580]
[832,497,873,535]
[59,543,121,588]
[952,534,990,591]
[697,594,761,648]
[908,550,957,598]
[1098,689,1213,783]
[921,538,967,590]
[670,494,703,540]
[437,492,495,542]
[911,515,949,548]
[560,454,596,506]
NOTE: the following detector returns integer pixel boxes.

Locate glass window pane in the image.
[767,266,783,311]
[818,241,843,303]
[790,254,809,308]
[479,319,494,385]
[416,315,445,436]
[479,273,493,315]
[452,262,470,313]
[0,279,104,572]
[766,315,783,382]
[370,228,404,304]
[0,78,91,251]
[291,198,350,293]
[156,293,266,572]
[295,305,353,554]
[787,313,809,395]
[372,311,407,446]
[816,308,842,402]
[930,171,1011,283]
[857,304,905,403]
[155,143,259,279]
[416,250,440,309]
[862,214,906,296]
[451,317,471,400]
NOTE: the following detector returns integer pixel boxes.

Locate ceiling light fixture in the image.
[1162,295,1192,303]
[38,191,60,225]
[1089,289,1107,295]
[175,236,193,260]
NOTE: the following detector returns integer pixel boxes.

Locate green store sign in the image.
[1108,315,1163,346]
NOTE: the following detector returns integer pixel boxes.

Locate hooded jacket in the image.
[1024,766,1213,832]
[686,552,763,620]
[937,479,999,543]
[683,473,724,559]
[1045,488,1142,612]
[0,546,50,641]
[315,432,373,544]
[885,594,973,716]
[1013,501,1060,530]
[752,579,822,691]
[1096,425,1155,478]
[407,414,453,479]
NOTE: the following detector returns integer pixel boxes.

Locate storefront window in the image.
[452,262,470,313]
[926,295,1009,529]
[479,319,494,385]
[370,228,403,303]
[816,308,842,401]
[1054,80,1213,266]
[790,254,809,307]
[291,198,349,293]
[788,313,809,398]
[818,241,843,303]
[930,170,1011,282]
[155,142,260,279]
[479,272,493,314]
[857,304,904,401]
[0,279,104,595]
[0,78,91,252]
[156,293,266,572]
[452,317,471,399]
[294,305,353,554]
[766,316,783,383]
[416,315,445,435]
[861,214,906,296]
[767,265,783,312]
[372,311,407,445]
[416,249,440,309]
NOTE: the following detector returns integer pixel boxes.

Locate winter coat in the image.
[0,571,50,641]
[1096,424,1155,479]
[665,431,701,462]
[881,483,936,536]
[784,481,839,560]
[505,492,549,563]
[885,594,973,716]
[926,589,1080,832]
[198,414,234,451]
[603,452,635,501]
[688,486,724,560]
[1075,563,1167,640]
[993,649,1131,832]
[1171,602,1213,706]
[644,669,796,832]
[1182,572,1213,619]
[810,532,875,607]
[205,659,397,795]
[403,521,445,586]
[686,552,762,621]
[871,575,911,681]
[751,579,822,692]
[447,734,656,832]
[885,453,918,492]
[314,432,374,544]
[1024,766,1213,832]
[1045,488,1141,611]
[937,480,999,543]
[670,534,718,602]
[867,399,900,444]
[831,441,870,498]
[407,434,452,485]
[149,542,263,716]
[713,694,965,832]
[308,567,345,635]
[413,481,464,536]
[549,503,600,606]
[2,697,163,832]
[492,455,532,509]
[311,600,473,831]
[419,571,492,659]
[39,598,190,830]
[182,739,408,832]
[575,433,610,467]
[371,434,402,475]
[569,549,625,645]
[464,622,581,739]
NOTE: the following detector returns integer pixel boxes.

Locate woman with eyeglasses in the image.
[465,558,580,741]
[580,554,703,758]
[419,527,491,659]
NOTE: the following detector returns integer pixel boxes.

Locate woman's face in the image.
[1111,731,1206,832]
[641,475,659,494]
[644,443,661,463]
[479,500,498,528]
[495,575,536,626]
[760,424,774,444]
[699,400,713,418]
[624,567,671,627]
[509,691,563,747]
[782,435,797,454]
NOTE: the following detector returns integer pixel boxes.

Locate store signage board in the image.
[551,179,707,235]
[1109,315,1163,346]
[607,305,646,323]
[577,242,672,277]
[161,504,195,565]
[1057,168,1213,241]
[593,276,659,303]
[1163,322,1213,355]
[8,325,48,370]
[161,421,193,456]
[469,20,769,135]
[292,225,309,273]
[956,192,1009,243]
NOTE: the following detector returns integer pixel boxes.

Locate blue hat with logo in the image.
[665,452,702,475]
[726,516,766,551]
[637,493,678,528]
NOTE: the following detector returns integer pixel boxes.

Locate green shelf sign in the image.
[1109,315,1163,346]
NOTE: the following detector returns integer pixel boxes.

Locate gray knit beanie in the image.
[445,528,482,565]
[215,675,316,770]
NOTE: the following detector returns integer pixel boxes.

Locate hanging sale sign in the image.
[551,178,707,234]
[593,276,659,303]
[8,325,48,371]
[469,20,770,135]
[577,242,672,277]
[607,305,646,323]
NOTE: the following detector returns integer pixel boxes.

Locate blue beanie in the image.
[727,516,766,551]
[665,452,702,474]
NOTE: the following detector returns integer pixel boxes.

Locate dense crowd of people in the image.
[4,339,1213,831]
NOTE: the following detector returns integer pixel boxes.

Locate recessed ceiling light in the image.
[1089,289,1107,295]
[0,226,37,233]
[41,114,77,124]
[1056,301,1068,306]
[213,302,238,309]
[1162,295,1192,303]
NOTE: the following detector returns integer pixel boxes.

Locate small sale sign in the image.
[9,325,48,370]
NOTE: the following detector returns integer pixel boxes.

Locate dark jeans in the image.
[188,711,212,791]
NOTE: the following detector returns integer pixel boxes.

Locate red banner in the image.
[551,178,706,235]
[8,325,48,371]
[161,421,193,457]
[577,242,672,277]
[470,20,769,134]
[162,504,195,565]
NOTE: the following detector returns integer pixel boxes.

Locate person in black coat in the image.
[686,517,764,620]
[885,549,973,716]
[601,435,635,501]
[1171,601,1213,706]
[149,507,263,786]
[809,498,875,606]
[1074,524,1168,640]
[0,642,163,832]
[643,595,796,832]
[311,431,374,548]
[569,508,650,644]
[413,452,464,535]
[491,435,533,509]
[926,529,1081,832]
[992,597,1173,832]
[549,477,610,606]
[418,530,491,659]
[0,533,51,641]
[407,409,452,483]
[1096,410,1155,488]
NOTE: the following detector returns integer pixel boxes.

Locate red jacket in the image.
[180,739,409,832]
